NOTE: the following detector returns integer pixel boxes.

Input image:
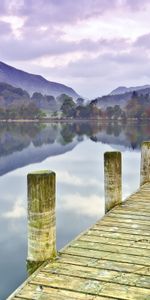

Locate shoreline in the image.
[0,117,149,123]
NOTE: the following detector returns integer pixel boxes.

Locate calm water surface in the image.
[0,121,149,299]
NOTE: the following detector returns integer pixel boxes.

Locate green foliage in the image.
[60,97,76,117]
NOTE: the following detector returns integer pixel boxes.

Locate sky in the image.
[0,0,150,98]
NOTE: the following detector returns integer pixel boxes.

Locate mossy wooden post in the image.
[140,142,150,186]
[27,170,56,269]
[104,152,122,213]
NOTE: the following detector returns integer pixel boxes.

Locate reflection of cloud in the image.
[60,193,104,217]
[57,170,100,188]
[2,199,26,219]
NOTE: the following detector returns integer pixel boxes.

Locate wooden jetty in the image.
[7,142,150,300]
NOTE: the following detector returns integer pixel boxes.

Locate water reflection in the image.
[0,121,149,177]
[26,260,42,277]
[0,121,148,299]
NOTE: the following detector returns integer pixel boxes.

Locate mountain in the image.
[0,82,80,118]
[110,85,150,95]
[0,61,79,99]
[94,86,150,109]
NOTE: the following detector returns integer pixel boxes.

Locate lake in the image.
[0,120,149,299]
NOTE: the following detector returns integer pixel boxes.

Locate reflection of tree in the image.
[106,124,114,135]
[125,122,150,149]
[113,123,122,137]
[83,121,150,149]
[32,125,58,147]
[60,122,102,144]
[105,122,123,137]
[74,123,93,137]
[60,124,76,144]
[0,123,45,156]
[0,121,150,159]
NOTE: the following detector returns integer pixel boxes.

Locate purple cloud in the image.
[0,34,129,61]
[1,0,149,27]
[0,1,7,15]
[0,0,150,97]
[134,33,150,48]
[125,0,149,10]
[0,21,11,36]
[3,0,117,24]
[31,48,150,97]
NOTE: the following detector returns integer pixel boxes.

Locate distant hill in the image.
[0,82,30,106]
[94,86,150,109]
[0,61,79,99]
[110,85,150,95]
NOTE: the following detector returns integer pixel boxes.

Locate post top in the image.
[27,170,55,176]
[104,151,121,158]
[142,141,150,148]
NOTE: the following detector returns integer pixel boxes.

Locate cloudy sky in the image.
[0,0,150,97]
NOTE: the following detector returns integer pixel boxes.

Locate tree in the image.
[113,105,122,119]
[132,91,138,99]
[106,106,114,118]
[31,92,45,108]
[61,97,76,117]
[76,97,84,106]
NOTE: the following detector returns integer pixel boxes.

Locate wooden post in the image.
[27,170,56,266]
[104,152,122,213]
[140,142,150,186]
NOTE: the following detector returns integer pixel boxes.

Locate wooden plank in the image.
[130,196,150,200]
[80,233,150,249]
[16,284,119,300]
[121,198,150,204]
[111,208,150,217]
[122,200,150,205]
[93,225,150,236]
[86,229,150,243]
[116,206,150,213]
[31,272,150,300]
[63,246,150,266]
[125,197,150,205]
[60,253,150,275]
[102,216,150,226]
[70,240,150,258]
[14,298,29,300]
[6,183,150,300]
[109,212,150,221]
[94,221,150,231]
[42,261,150,289]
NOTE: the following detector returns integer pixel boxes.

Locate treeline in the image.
[0,103,45,119]
[0,82,84,119]
[0,82,45,119]
[59,91,150,120]
[1,81,150,120]
[126,91,150,119]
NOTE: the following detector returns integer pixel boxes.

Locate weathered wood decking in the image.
[8,182,150,300]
